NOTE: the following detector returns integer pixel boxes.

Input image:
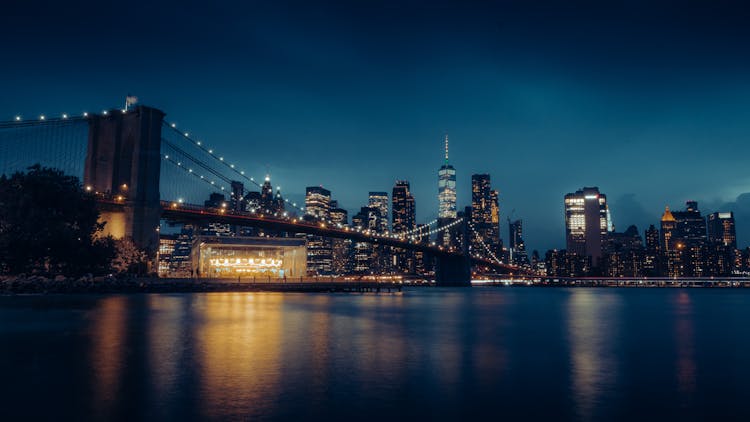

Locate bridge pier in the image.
[84,106,165,255]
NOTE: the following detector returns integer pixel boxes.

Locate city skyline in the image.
[3,1,750,252]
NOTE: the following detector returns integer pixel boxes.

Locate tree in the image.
[111,237,148,275]
[0,165,114,275]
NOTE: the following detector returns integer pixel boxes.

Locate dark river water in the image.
[1,288,749,421]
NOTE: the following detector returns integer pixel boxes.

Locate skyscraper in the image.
[602,225,644,277]
[392,180,416,273]
[368,192,389,234]
[352,207,377,273]
[671,201,708,277]
[707,212,737,248]
[707,211,736,276]
[564,187,610,269]
[260,175,274,212]
[644,224,660,276]
[392,181,416,235]
[260,174,285,215]
[305,186,331,220]
[508,219,529,267]
[305,186,332,275]
[470,174,501,258]
[660,206,677,251]
[660,206,681,277]
[438,134,457,219]
[329,200,351,275]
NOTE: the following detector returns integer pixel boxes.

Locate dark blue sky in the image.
[3,0,750,251]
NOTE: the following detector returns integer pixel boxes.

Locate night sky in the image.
[3,0,750,252]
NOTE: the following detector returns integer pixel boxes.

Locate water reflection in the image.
[673,291,696,399]
[146,294,192,418]
[89,296,127,419]
[567,289,620,421]
[193,293,284,419]
[6,289,750,420]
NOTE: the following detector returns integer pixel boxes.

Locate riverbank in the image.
[0,275,403,294]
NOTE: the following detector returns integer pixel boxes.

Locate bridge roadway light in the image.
[39,115,45,120]
[14,116,20,121]
[83,112,88,117]
[62,114,68,119]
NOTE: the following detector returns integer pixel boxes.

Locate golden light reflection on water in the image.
[567,290,620,421]
[193,293,284,418]
[90,296,127,418]
[82,291,508,419]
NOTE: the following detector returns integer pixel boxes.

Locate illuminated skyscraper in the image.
[508,219,529,267]
[671,201,708,277]
[660,206,677,251]
[644,224,660,276]
[305,186,331,220]
[392,181,415,234]
[438,134,457,219]
[437,134,457,247]
[352,207,377,273]
[305,186,332,275]
[260,174,285,215]
[368,192,389,234]
[707,212,736,248]
[564,187,610,268]
[660,206,681,277]
[329,201,351,275]
[392,180,416,273]
[470,174,500,258]
[707,211,737,276]
[260,175,274,212]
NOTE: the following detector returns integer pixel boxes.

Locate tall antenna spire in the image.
[444,133,449,164]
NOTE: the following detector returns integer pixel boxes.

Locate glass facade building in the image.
[438,134,457,219]
[191,236,306,278]
[564,187,610,267]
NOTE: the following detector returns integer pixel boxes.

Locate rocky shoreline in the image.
[0,275,404,294]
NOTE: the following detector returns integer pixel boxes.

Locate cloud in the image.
[608,193,657,235]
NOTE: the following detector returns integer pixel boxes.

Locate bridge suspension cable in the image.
[0,115,89,179]
[393,218,439,237]
[409,217,464,241]
[467,222,503,265]
[162,120,316,218]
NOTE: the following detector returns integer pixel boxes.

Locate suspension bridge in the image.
[0,105,523,285]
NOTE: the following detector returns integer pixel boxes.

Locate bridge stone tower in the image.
[435,216,472,286]
[84,106,165,254]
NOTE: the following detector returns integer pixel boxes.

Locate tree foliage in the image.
[0,165,115,275]
[111,237,148,275]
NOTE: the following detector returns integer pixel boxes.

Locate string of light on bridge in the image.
[4,108,138,126]
[162,121,315,218]
[161,152,466,246]
[162,153,230,198]
[408,217,464,241]
[393,218,440,237]
[467,221,504,265]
